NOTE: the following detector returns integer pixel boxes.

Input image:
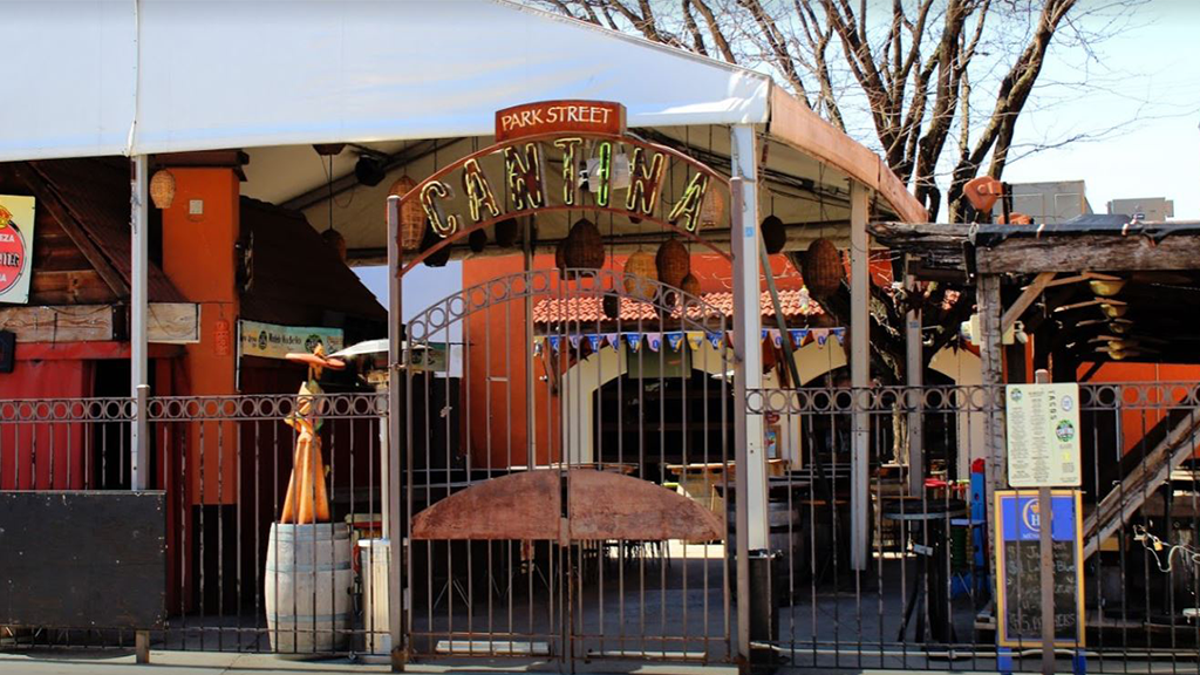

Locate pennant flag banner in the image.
[789,328,809,348]
[769,329,783,348]
[761,328,770,342]
[533,336,545,356]
[625,332,642,353]
[665,332,684,352]
[707,331,724,349]
[686,332,705,352]
[547,335,562,353]
[831,327,847,345]
[586,334,603,351]
[645,332,662,352]
[604,333,620,351]
[568,334,582,351]
[812,328,831,346]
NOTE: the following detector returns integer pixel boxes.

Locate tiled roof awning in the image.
[532,289,822,325]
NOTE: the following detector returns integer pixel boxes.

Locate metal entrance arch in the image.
[396,267,734,666]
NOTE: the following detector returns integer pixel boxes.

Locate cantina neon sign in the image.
[393,101,731,274]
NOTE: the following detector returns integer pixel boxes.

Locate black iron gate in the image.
[400,268,733,666]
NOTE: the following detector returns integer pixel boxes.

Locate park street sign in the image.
[1006,382,1082,487]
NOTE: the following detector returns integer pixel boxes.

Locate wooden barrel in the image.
[264,522,352,655]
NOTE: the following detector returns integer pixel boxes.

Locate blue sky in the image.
[356,2,1200,309]
[1002,1,1200,215]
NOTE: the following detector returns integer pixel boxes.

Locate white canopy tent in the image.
[1,0,926,636]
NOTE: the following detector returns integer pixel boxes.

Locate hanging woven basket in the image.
[623,251,658,300]
[563,218,604,269]
[680,272,701,298]
[803,238,843,299]
[468,228,488,253]
[655,238,690,288]
[555,239,575,280]
[494,218,519,248]
[602,293,621,320]
[761,215,787,254]
[149,169,176,210]
[700,186,724,229]
[388,177,425,251]
[420,226,450,268]
[321,229,347,262]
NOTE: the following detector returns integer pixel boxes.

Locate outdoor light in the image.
[355,156,387,187]
[149,169,176,209]
[1100,302,1128,318]
[1089,278,1126,297]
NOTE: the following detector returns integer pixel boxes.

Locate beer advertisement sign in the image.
[0,195,35,305]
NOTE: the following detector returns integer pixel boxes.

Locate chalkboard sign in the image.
[994,490,1084,647]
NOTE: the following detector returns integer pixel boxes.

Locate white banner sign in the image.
[239,320,344,361]
[1006,382,1082,487]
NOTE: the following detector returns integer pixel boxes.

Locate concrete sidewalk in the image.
[0,651,749,675]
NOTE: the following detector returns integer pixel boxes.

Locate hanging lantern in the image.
[802,238,843,299]
[495,218,519,248]
[700,186,724,228]
[623,251,658,300]
[655,238,690,288]
[761,215,787,254]
[322,228,347,262]
[680,272,701,298]
[468,228,488,253]
[420,226,450,268]
[149,169,176,210]
[563,218,604,269]
[602,293,620,320]
[388,177,426,252]
[555,238,574,280]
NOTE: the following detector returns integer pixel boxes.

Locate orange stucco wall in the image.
[1079,362,1200,456]
[459,251,799,469]
[161,167,240,504]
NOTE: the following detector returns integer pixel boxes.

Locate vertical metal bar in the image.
[1032,371,1055,675]
[386,195,405,671]
[131,155,150,491]
[848,179,870,571]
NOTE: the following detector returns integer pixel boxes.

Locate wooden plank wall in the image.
[1,165,119,306]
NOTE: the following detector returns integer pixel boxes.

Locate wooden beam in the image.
[0,305,115,342]
[147,303,200,344]
[17,163,131,299]
[0,303,198,344]
[979,233,1200,273]
[1001,271,1055,334]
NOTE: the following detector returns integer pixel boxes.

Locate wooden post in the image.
[849,180,870,571]
[905,262,924,496]
[135,629,150,664]
[978,274,1006,596]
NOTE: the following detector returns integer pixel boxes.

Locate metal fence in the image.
[745,382,1200,673]
[1,392,388,656]
[4,382,1200,673]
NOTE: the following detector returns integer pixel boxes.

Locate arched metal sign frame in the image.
[390,131,733,279]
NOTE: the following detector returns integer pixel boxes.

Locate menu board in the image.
[1006,383,1082,487]
[994,490,1085,647]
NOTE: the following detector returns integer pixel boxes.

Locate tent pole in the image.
[386,196,406,671]
[130,155,150,492]
[849,180,870,571]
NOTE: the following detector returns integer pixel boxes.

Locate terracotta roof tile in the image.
[533,289,822,324]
